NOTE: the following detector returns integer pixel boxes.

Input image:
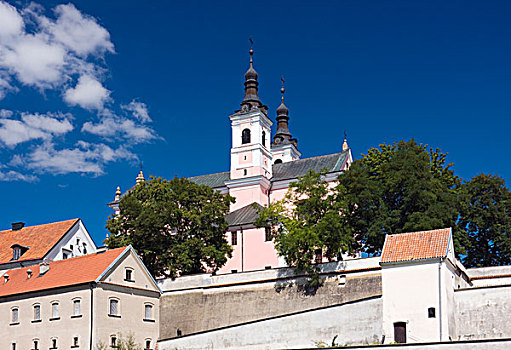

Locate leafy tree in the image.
[255,169,354,283]
[338,139,461,253]
[458,174,511,267]
[106,176,235,278]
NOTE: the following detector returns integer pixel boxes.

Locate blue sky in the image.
[0,0,510,245]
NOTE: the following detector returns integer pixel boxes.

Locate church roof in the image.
[189,150,349,189]
[226,203,264,228]
[0,219,80,265]
[380,228,451,264]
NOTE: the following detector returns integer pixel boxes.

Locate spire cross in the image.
[281,76,285,102]
[249,38,254,64]
[344,130,347,140]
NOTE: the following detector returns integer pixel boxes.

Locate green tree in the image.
[255,169,354,283]
[106,176,235,278]
[338,139,461,253]
[458,174,511,267]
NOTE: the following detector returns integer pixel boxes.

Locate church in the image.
[110,44,352,274]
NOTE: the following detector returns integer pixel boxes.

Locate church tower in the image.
[227,43,273,210]
[271,78,300,163]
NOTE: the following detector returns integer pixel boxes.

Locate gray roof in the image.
[188,150,349,189]
[188,171,230,188]
[226,203,264,227]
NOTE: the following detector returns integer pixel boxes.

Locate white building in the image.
[0,245,160,350]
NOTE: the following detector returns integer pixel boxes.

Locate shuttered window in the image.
[74,300,81,316]
[34,305,40,320]
[109,299,119,316]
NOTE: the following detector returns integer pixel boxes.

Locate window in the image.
[11,307,19,324]
[231,231,237,245]
[12,247,21,260]
[144,304,153,320]
[394,322,406,343]
[109,299,119,317]
[32,340,39,350]
[125,268,133,281]
[262,131,266,147]
[83,243,87,254]
[428,307,436,318]
[241,128,251,144]
[11,343,16,350]
[264,227,272,242]
[111,335,117,348]
[62,252,68,259]
[274,159,283,164]
[73,299,81,316]
[72,337,79,348]
[51,302,59,319]
[145,340,151,350]
[243,169,247,176]
[51,338,57,349]
[315,249,323,264]
[33,304,41,321]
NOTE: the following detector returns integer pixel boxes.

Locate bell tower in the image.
[227,41,273,211]
[229,42,273,181]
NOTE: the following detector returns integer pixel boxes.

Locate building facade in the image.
[0,246,160,350]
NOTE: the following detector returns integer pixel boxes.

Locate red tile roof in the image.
[0,219,79,265]
[380,228,451,264]
[0,247,127,297]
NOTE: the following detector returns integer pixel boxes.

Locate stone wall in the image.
[455,285,511,340]
[158,296,383,350]
[158,258,382,342]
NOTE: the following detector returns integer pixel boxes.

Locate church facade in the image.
[110,45,352,274]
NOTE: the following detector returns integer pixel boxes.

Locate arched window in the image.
[262,131,266,147]
[242,129,251,144]
[274,159,283,164]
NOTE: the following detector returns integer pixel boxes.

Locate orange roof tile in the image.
[380,228,451,264]
[0,247,127,297]
[0,219,79,265]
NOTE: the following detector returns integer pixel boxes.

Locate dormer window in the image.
[11,244,28,261]
[13,247,21,261]
[242,128,251,144]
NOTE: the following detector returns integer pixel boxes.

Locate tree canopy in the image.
[338,139,461,253]
[458,174,511,267]
[106,176,235,278]
[255,169,354,282]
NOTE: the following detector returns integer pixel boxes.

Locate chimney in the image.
[11,222,25,231]
[39,261,50,275]
[27,269,32,279]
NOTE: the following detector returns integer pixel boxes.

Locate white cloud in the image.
[122,100,151,123]
[0,1,23,39]
[1,33,66,88]
[26,141,136,175]
[0,170,37,182]
[64,75,110,110]
[82,113,158,143]
[0,111,73,147]
[50,4,115,57]
[0,109,13,118]
[0,1,114,96]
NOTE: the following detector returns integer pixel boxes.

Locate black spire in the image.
[240,39,264,113]
[272,77,297,148]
